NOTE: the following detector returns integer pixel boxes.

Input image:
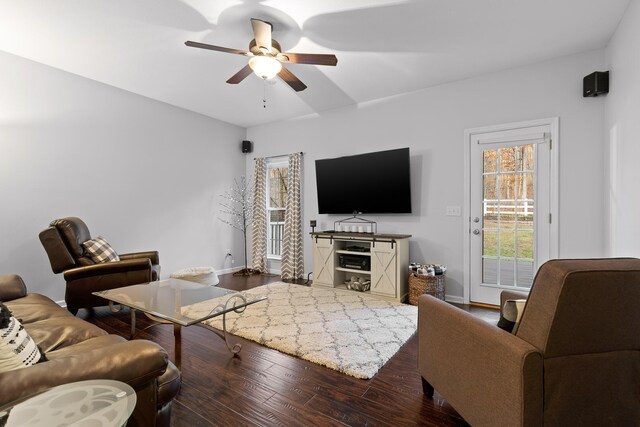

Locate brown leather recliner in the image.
[418,258,640,426]
[39,217,160,314]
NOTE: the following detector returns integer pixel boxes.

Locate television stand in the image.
[310,231,411,303]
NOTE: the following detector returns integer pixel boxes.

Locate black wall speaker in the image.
[583,71,609,97]
[242,140,253,153]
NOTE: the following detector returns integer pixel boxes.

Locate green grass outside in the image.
[483,220,534,259]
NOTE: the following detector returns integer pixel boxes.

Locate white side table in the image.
[0,379,136,427]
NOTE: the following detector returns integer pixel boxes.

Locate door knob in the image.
[473,229,481,235]
[473,217,480,223]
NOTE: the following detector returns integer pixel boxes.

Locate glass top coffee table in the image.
[94,278,267,369]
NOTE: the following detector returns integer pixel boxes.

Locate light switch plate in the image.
[446,206,461,216]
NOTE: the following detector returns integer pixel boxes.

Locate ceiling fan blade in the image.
[278,66,307,92]
[185,40,248,56]
[251,18,273,52]
[279,52,338,66]
[226,64,253,84]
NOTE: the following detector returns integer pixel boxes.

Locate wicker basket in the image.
[408,274,445,305]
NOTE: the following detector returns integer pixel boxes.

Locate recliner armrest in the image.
[63,258,152,282]
[0,274,27,302]
[418,295,543,427]
[120,251,160,266]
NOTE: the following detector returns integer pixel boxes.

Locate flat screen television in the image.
[315,147,412,214]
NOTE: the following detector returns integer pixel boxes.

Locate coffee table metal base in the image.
[202,293,249,354]
[108,294,249,370]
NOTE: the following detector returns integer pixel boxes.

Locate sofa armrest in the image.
[63,258,152,282]
[0,339,168,406]
[120,251,160,266]
[418,295,543,427]
[0,274,27,302]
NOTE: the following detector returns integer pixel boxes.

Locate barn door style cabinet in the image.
[311,232,411,303]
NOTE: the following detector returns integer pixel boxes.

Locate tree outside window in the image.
[267,159,288,258]
[482,144,535,260]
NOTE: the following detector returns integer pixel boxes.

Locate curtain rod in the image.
[255,152,304,160]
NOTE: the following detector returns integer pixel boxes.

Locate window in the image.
[481,144,535,288]
[266,158,288,259]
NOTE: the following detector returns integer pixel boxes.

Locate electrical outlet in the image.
[446,206,461,216]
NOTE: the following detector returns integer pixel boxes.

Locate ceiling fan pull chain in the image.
[263,80,267,109]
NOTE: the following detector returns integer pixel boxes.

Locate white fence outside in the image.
[483,199,534,216]
[268,221,284,257]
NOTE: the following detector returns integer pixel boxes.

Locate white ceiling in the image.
[0,0,630,128]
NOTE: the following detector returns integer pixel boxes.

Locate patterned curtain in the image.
[281,153,304,279]
[251,158,268,273]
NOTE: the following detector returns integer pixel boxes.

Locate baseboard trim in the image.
[216,266,244,275]
[55,300,66,308]
[470,301,500,309]
[444,295,464,304]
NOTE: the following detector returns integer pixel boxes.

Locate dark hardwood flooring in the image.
[81,274,498,426]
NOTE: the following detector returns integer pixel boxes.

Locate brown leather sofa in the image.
[0,274,180,426]
[418,258,640,426]
[39,217,161,314]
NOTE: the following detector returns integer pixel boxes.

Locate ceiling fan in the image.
[185,18,338,92]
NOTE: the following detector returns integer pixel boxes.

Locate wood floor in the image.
[81,274,498,426]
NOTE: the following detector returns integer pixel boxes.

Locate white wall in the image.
[0,51,246,301]
[246,49,607,299]
[605,0,640,257]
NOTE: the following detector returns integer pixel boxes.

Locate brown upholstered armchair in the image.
[39,217,160,314]
[418,258,640,426]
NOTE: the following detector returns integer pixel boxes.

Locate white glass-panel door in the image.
[469,122,555,305]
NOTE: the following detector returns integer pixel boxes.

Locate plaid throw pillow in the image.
[82,236,120,263]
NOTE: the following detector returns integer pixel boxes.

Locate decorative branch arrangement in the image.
[219,177,259,276]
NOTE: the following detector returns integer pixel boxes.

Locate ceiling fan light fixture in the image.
[185,18,337,92]
[248,56,282,80]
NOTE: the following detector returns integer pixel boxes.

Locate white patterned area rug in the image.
[181,282,418,379]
